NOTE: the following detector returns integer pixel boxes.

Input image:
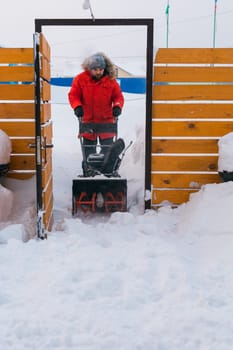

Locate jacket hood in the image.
[82,52,116,79]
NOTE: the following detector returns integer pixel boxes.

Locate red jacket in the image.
[68,70,124,140]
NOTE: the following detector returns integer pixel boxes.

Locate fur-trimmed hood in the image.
[82,52,116,79]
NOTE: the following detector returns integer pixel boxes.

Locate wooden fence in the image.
[0,48,35,178]
[0,34,52,232]
[151,48,233,206]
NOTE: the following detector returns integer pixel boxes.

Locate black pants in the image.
[83,137,113,159]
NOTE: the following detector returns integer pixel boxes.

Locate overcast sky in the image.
[1,0,233,75]
[1,0,233,48]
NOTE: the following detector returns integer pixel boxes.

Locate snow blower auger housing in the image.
[72,119,128,215]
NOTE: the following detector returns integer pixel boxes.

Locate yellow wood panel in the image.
[0,66,34,82]
[43,194,53,231]
[153,84,233,101]
[0,103,35,118]
[152,189,198,205]
[42,121,53,142]
[0,84,34,100]
[11,139,35,154]
[40,56,51,81]
[42,158,52,188]
[43,175,53,205]
[41,103,51,123]
[40,33,51,61]
[152,103,233,119]
[152,139,219,154]
[0,121,35,137]
[0,48,34,64]
[155,48,233,64]
[152,121,233,137]
[42,149,52,166]
[152,155,218,172]
[7,172,35,180]
[9,155,35,171]
[41,80,51,101]
[154,66,233,83]
[151,173,221,189]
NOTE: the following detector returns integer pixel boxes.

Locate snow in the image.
[0,185,13,222]
[1,86,233,349]
[218,131,233,172]
[0,129,11,164]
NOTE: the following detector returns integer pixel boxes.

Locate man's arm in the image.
[68,76,83,109]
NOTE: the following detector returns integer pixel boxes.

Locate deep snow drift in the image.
[1,87,233,349]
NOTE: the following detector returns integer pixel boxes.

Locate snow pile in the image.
[0,130,13,221]
[0,177,36,240]
[0,129,11,164]
[177,182,233,236]
[1,92,233,348]
[1,199,233,349]
[218,131,233,172]
[0,185,13,222]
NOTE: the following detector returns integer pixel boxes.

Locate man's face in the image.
[90,68,104,81]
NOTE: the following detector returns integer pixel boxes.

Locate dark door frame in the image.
[34,18,154,234]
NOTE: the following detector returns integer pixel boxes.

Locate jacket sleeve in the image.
[68,76,83,109]
[111,80,124,109]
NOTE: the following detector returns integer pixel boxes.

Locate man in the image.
[68,52,124,161]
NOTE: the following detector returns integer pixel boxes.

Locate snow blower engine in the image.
[72,118,131,215]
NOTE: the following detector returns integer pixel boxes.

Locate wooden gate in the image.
[152,48,233,207]
[34,33,53,237]
[0,34,52,237]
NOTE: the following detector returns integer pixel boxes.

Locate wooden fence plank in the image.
[42,121,53,142]
[40,33,51,61]
[0,66,34,82]
[42,149,52,165]
[152,139,219,154]
[153,84,233,101]
[154,66,233,83]
[9,155,35,171]
[41,80,51,101]
[152,103,233,119]
[0,103,35,118]
[152,155,218,172]
[155,48,233,64]
[152,189,198,205]
[0,85,34,100]
[0,121,35,137]
[151,173,221,189]
[40,56,51,81]
[42,159,52,188]
[7,172,35,180]
[41,103,51,123]
[0,48,34,64]
[43,175,52,203]
[152,121,233,137]
[11,139,35,154]
[43,194,53,231]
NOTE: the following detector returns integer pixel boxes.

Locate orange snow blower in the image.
[72,118,130,215]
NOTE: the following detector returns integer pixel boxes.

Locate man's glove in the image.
[112,106,121,117]
[74,106,84,118]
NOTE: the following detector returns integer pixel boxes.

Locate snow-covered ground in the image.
[1,86,233,349]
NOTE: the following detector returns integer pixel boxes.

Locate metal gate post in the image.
[34,33,46,239]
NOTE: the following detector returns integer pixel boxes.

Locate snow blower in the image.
[72,118,130,215]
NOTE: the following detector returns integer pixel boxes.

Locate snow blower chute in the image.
[72,118,130,215]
